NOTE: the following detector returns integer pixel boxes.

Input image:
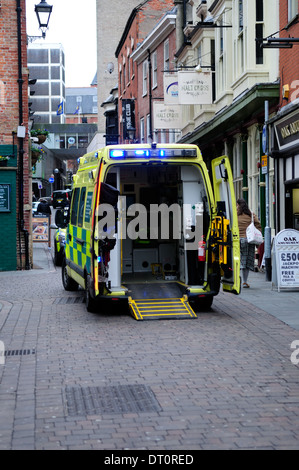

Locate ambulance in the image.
[58,143,240,320]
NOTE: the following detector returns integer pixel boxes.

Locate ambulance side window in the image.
[84,192,93,225]
[71,188,80,225]
[78,187,86,228]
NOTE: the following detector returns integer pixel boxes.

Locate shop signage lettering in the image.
[0,183,10,212]
[153,103,182,130]
[273,229,299,292]
[274,111,299,151]
[280,119,299,139]
[178,71,213,105]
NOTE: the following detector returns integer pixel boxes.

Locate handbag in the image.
[246,213,263,246]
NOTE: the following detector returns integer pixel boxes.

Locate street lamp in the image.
[34,0,53,39]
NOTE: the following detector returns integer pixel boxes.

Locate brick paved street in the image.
[0,245,299,450]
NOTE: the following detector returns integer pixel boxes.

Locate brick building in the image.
[115,0,174,144]
[269,0,299,232]
[0,0,31,271]
[131,8,177,144]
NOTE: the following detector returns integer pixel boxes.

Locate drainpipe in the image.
[16,0,30,270]
[173,0,185,51]
[147,49,153,142]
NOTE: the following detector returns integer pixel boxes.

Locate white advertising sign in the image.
[153,103,182,130]
[178,71,213,105]
[273,229,299,291]
[164,73,179,104]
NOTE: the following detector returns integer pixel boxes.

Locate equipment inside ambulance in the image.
[56,144,240,320]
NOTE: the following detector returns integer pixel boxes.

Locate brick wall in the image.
[0,0,30,270]
[117,0,174,143]
[279,1,299,105]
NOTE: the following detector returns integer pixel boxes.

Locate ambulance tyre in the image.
[62,258,78,291]
[85,274,99,313]
[193,296,213,312]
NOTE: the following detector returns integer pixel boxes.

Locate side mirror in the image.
[55,208,70,228]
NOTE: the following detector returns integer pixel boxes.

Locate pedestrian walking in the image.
[237,198,262,288]
[37,198,51,215]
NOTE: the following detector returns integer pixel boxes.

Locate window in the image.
[238,0,244,73]
[147,114,151,142]
[76,96,82,102]
[239,0,244,33]
[152,51,157,88]
[288,0,298,21]
[128,56,131,83]
[256,0,264,64]
[78,187,86,227]
[93,95,97,102]
[123,63,126,90]
[84,192,93,224]
[140,118,145,143]
[164,40,170,71]
[142,60,148,96]
[71,188,80,225]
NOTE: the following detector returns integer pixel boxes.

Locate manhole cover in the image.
[64,384,162,416]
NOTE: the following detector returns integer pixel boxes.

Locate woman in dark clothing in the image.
[237,198,262,288]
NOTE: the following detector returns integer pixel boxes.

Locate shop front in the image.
[270,101,299,233]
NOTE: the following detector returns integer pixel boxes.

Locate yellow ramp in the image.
[128,295,197,321]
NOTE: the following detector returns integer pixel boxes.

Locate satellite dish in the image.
[107,62,114,74]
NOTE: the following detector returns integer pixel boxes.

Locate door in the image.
[211,156,240,295]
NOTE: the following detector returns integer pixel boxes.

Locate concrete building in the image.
[27,43,66,124]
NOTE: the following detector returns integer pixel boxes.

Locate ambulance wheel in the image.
[62,259,78,291]
[85,275,99,313]
[193,296,213,312]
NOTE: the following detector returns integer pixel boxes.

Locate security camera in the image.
[107,62,114,74]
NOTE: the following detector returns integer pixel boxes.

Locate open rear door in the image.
[211,156,240,295]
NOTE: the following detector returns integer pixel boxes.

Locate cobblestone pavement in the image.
[0,254,299,450]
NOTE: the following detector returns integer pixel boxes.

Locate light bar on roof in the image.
[109,148,197,159]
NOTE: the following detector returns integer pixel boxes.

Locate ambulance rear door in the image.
[211,156,241,295]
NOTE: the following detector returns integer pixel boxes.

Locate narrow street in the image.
[0,250,299,450]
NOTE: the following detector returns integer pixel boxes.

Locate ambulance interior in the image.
[104,163,211,294]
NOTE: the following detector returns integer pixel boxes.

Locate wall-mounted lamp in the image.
[127,125,136,141]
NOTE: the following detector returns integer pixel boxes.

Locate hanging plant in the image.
[31,145,45,167]
[0,155,10,167]
[30,128,49,144]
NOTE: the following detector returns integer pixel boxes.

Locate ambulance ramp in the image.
[128,296,197,321]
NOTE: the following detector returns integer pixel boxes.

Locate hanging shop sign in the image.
[0,183,11,213]
[164,73,179,105]
[274,110,299,152]
[178,71,213,105]
[272,229,299,292]
[153,103,182,130]
[122,99,135,140]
